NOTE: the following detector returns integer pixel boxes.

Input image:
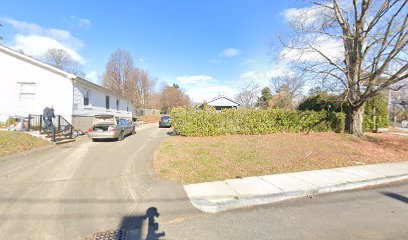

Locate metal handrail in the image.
[27,114,78,142]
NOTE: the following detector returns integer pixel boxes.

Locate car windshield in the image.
[161,116,170,120]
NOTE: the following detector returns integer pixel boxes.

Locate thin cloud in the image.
[240,71,257,79]
[219,48,241,58]
[210,48,242,64]
[66,16,91,29]
[239,64,291,86]
[177,75,215,84]
[2,17,85,63]
[241,58,256,65]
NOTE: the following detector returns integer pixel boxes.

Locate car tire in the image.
[117,131,124,141]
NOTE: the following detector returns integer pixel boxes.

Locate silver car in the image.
[88,115,135,141]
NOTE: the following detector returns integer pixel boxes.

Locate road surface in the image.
[0,124,407,239]
[0,124,200,239]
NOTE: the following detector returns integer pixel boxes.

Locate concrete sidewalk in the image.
[184,161,408,213]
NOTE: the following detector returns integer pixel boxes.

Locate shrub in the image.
[298,92,345,112]
[5,118,16,127]
[363,95,389,131]
[171,107,345,137]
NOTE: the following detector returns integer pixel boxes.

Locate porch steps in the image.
[27,130,76,145]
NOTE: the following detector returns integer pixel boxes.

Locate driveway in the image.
[0,124,200,240]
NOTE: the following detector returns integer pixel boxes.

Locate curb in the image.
[185,169,408,213]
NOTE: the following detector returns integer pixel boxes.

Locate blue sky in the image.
[0,0,305,102]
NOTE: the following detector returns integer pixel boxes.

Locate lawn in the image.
[154,132,408,184]
[0,131,51,158]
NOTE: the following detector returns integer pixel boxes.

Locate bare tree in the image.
[234,81,260,108]
[268,75,305,109]
[130,68,157,108]
[45,48,85,77]
[102,49,157,109]
[279,0,408,136]
[268,91,297,109]
[270,75,305,96]
[102,49,134,95]
[159,84,191,112]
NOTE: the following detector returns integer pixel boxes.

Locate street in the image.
[0,124,200,239]
[163,181,408,240]
[0,124,407,239]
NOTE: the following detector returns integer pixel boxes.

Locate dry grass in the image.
[0,131,51,157]
[154,132,408,184]
[138,115,163,123]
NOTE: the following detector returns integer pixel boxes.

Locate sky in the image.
[0,0,307,103]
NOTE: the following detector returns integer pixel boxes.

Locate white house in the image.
[206,96,240,111]
[0,45,132,131]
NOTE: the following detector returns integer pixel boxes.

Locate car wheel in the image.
[132,127,136,135]
[117,131,124,141]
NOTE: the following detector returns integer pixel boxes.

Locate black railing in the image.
[27,114,77,142]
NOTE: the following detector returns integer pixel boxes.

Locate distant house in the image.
[206,96,240,111]
[0,45,132,131]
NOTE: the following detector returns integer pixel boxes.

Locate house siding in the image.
[72,81,132,131]
[72,82,132,117]
[0,48,73,122]
[0,46,132,130]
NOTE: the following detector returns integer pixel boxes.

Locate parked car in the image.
[88,115,135,141]
[159,116,171,128]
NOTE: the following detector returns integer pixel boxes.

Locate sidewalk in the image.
[184,161,408,213]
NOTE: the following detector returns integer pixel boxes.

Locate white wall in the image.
[209,97,239,107]
[0,50,73,122]
[72,81,132,118]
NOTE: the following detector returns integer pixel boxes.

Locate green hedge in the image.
[171,107,345,137]
[363,95,389,131]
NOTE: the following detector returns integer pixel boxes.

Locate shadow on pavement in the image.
[381,191,408,204]
[120,207,165,240]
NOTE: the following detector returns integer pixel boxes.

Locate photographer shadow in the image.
[120,207,165,240]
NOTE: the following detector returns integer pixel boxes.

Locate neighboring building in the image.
[0,45,132,131]
[206,95,240,111]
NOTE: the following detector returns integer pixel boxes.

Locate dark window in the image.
[126,105,129,112]
[106,96,110,109]
[116,99,120,111]
[84,90,89,106]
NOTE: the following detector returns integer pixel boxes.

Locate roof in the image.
[207,95,240,107]
[0,44,131,102]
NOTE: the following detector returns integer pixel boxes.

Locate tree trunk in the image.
[346,104,365,136]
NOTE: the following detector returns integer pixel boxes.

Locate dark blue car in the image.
[159,116,171,128]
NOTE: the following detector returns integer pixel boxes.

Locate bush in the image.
[363,95,389,131]
[5,118,16,127]
[298,92,346,112]
[171,107,345,137]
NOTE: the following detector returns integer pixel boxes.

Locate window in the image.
[126,105,129,112]
[18,82,36,103]
[116,99,120,111]
[83,89,90,106]
[106,96,110,109]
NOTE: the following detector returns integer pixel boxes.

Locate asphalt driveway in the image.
[0,124,200,240]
